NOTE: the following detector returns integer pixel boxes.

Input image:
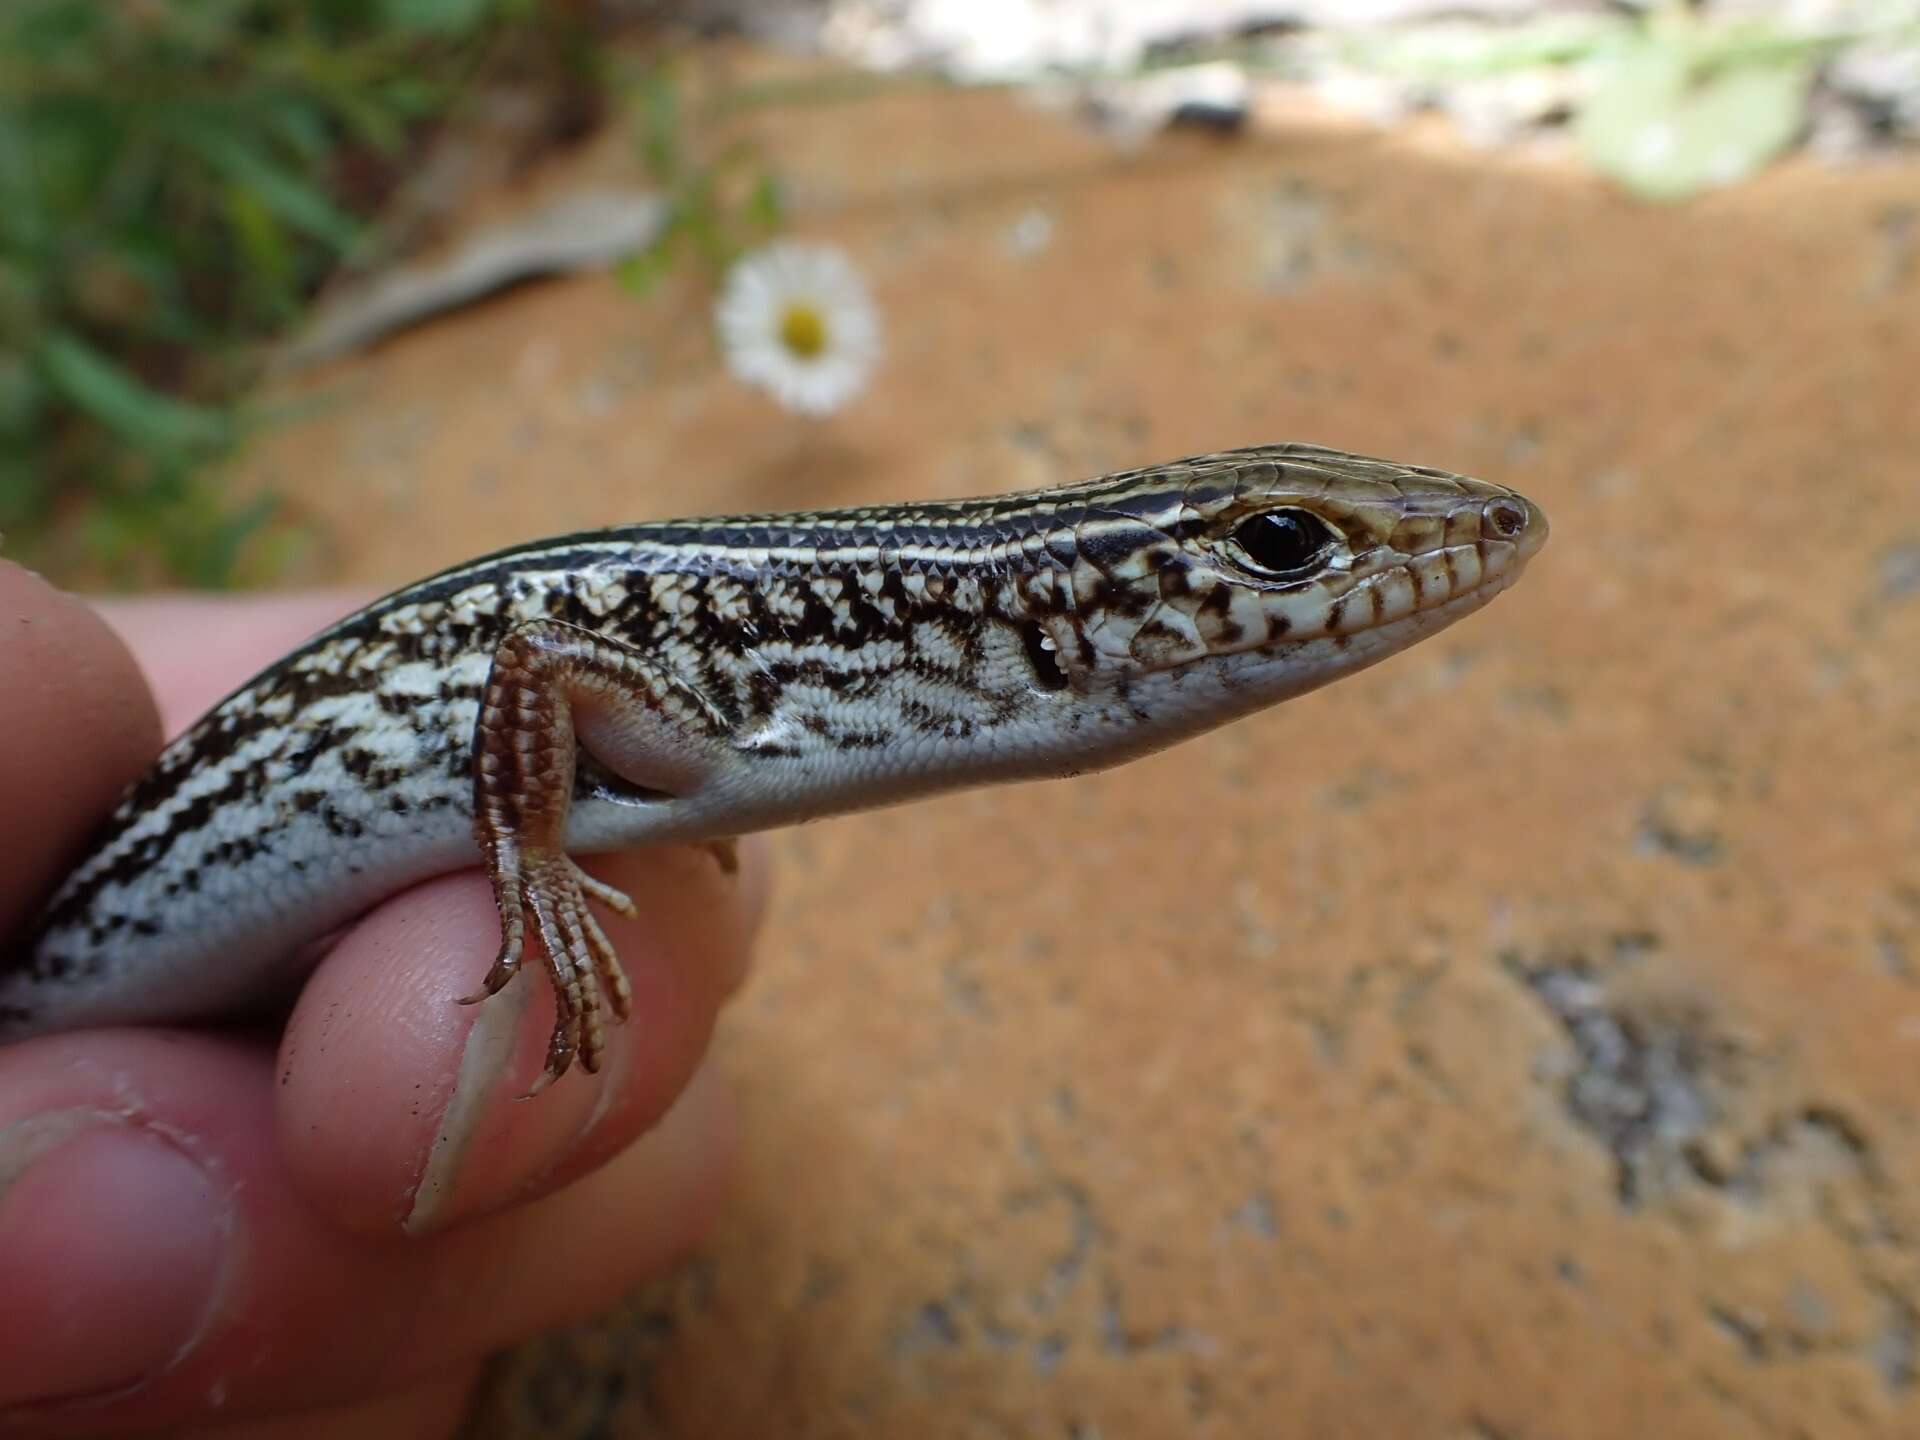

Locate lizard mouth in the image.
[1377,490,1551,624]
[1407,530,1545,631]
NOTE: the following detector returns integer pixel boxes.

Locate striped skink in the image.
[0,444,1548,1090]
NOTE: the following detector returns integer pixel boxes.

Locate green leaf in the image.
[380,0,497,36]
[261,93,335,163]
[1576,37,1813,202]
[0,257,41,343]
[615,231,681,298]
[4,0,108,67]
[0,116,48,255]
[681,199,734,269]
[301,70,408,152]
[747,171,785,233]
[178,487,280,588]
[0,447,51,531]
[20,93,125,227]
[1344,14,1628,79]
[634,67,683,182]
[0,350,46,436]
[0,0,608,585]
[178,123,361,248]
[38,331,233,455]
[222,182,300,320]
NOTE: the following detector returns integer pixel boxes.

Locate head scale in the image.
[1016,444,1548,711]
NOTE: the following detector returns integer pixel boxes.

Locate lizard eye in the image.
[1227,509,1336,578]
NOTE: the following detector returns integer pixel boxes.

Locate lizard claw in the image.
[496,855,635,1090]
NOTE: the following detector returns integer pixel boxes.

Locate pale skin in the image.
[0,564,769,1437]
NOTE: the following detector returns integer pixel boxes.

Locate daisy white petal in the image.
[714,242,883,417]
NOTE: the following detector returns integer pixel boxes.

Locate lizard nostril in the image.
[1484,497,1529,539]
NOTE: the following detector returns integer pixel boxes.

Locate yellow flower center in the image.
[778,301,828,360]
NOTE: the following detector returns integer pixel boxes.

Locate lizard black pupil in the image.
[1232,510,1332,575]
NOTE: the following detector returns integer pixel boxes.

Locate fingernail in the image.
[403,972,538,1236]
[0,1110,233,1408]
[402,974,633,1238]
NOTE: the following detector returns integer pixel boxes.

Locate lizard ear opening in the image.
[1020,622,1071,692]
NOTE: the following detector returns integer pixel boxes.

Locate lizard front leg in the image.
[466,619,733,1092]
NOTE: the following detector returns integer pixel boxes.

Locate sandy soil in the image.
[239,48,1920,1440]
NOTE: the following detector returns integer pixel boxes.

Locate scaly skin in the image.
[1,444,1548,1085]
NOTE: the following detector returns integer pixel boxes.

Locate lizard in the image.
[0,444,1548,1091]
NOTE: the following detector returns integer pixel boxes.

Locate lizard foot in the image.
[463,856,638,1095]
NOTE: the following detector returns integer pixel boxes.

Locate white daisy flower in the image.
[714,242,882,417]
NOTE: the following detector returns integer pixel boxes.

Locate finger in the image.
[91,592,367,739]
[713,836,773,1000]
[52,590,774,1238]
[0,1031,734,1432]
[197,1363,479,1440]
[0,562,161,939]
[275,839,765,1237]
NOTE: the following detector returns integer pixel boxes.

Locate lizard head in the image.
[1018,444,1548,717]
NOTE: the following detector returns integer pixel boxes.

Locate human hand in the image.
[0,563,768,1437]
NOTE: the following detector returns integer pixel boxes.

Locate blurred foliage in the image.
[614,60,786,299]
[1345,1,1920,201]
[0,0,566,586]
[1573,17,1819,203]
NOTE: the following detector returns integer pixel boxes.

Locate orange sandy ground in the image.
[237,52,1920,1440]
